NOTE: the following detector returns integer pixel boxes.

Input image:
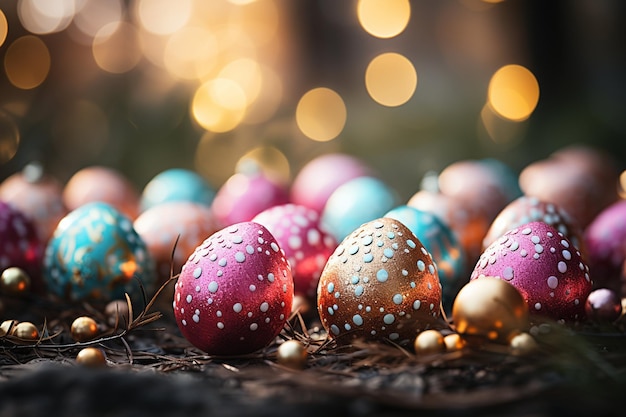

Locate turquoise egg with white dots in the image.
[43,202,156,302]
[317,217,442,345]
[385,205,466,311]
[140,168,215,211]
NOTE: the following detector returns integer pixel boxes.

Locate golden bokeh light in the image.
[365,52,417,107]
[236,146,290,185]
[93,22,142,74]
[4,35,51,90]
[242,65,283,125]
[229,0,279,46]
[136,0,192,36]
[357,0,411,39]
[73,0,123,39]
[295,87,347,142]
[0,111,20,165]
[479,103,526,147]
[488,64,540,121]
[163,26,218,80]
[0,10,8,47]
[619,170,626,199]
[18,0,75,34]
[192,78,247,133]
[194,131,252,187]
[218,58,263,106]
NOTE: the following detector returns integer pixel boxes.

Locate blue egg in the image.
[44,202,156,302]
[385,205,466,311]
[321,176,398,242]
[140,168,215,211]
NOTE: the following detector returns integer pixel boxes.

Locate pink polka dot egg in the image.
[173,221,294,355]
[471,221,592,323]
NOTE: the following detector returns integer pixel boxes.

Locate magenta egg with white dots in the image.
[252,204,337,299]
[173,222,294,355]
[471,221,592,322]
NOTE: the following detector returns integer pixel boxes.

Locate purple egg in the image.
[585,288,622,323]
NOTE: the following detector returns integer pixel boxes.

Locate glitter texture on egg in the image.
[471,221,592,322]
[317,217,442,345]
[173,222,294,355]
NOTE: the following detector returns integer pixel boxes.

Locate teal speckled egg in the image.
[140,168,215,211]
[44,202,156,302]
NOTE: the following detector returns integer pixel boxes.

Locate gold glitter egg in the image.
[12,322,39,340]
[509,332,539,355]
[71,316,99,342]
[413,329,445,355]
[76,347,107,367]
[0,319,18,337]
[277,340,308,369]
[443,333,466,352]
[105,300,130,327]
[317,217,442,346]
[1,267,31,295]
[452,277,529,345]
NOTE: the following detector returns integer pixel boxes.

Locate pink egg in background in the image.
[471,221,592,323]
[252,204,337,299]
[290,153,373,214]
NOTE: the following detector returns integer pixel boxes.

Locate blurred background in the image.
[0,0,624,201]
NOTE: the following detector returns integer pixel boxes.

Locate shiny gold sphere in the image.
[0,319,18,337]
[509,332,539,356]
[277,340,308,369]
[452,277,529,345]
[12,322,39,340]
[443,333,466,352]
[413,330,445,355]
[105,300,130,327]
[1,267,31,295]
[71,316,99,342]
[76,347,107,367]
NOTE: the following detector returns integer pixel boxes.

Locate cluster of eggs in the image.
[1,144,625,361]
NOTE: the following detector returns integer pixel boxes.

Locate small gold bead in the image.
[414,330,445,355]
[12,322,39,340]
[509,332,539,356]
[443,333,466,352]
[71,316,99,342]
[0,319,18,337]
[277,340,308,369]
[76,347,107,368]
[1,267,31,295]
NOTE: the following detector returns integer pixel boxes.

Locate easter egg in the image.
[321,176,398,243]
[211,172,289,229]
[134,202,218,282]
[43,202,156,302]
[384,205,465,311]
[291,153,373,214]
[0,201,44,289]
[0,163,67,243]
[317,217,442,345]
[483,196,584,254]
[173,222,294,355]
[63,166,140,220]
[140,168,215,211]
[252,204,337,299]
[471,221,592,322]
[583,200,626,292]
[585,288,622,323]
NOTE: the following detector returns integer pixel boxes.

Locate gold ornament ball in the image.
[413,329,445,355]
[12,322,39,340]
[76,347,107,367]
[1,267,31,295]
[277,340,308,369]
[443,333,466,352]
[452,277,529,345]
[509,332,539,356]
[105,300,130,327]
[71,316,99,342]
[0,319,18,337]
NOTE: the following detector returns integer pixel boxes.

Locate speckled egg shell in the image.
[583,199,626,292]
[173,222,294,355]
[44,202,156,302]
[211,172,289,229]
[321,176,398,243]
[317,217,442,345]
[0,171,67,243]
[471,221,592,322]
[384,205,465,311]
[252,204,337,299]
[140,168,215,212]
[0,201,44,290]
[483,196,584,254]
[134,202,218,283]
[291,153,373,214]
[63,166,140,220]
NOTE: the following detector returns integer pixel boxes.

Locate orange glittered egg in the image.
[317,217,442,345]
